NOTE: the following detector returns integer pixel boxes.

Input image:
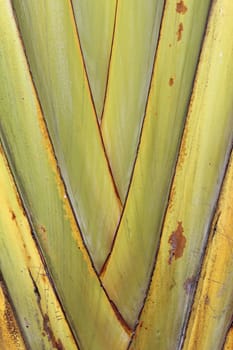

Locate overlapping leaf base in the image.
[0,0,232,349]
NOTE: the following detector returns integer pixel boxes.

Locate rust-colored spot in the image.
[178,123,189,169]
[168,221,186,264]
[169,77,174,86]
[183,276,196,295]
[40,272,47,283]
[177,23,184,41]
[43,314,64,349]
[176,1,188,14]
[10,210,16,220]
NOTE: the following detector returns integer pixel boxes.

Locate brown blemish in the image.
[28,269,41,304]
[177,122,189,170]
[139,322,148,330]
[176,1,188,14]
[168,221,186,264]
[9,209,22,233]
[9,210,16,220]
[3,302,21,345]
[168,186,176,212]
[40,272,47,283]
[183,276,196,295]
[177,23,184,41]
[169,77,174,86]
[212,211,221,237]
[15,193,26,216]
[43,314,64,350]
[0,282,23,346]
[28,271,64,348]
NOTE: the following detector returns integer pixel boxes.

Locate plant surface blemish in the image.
[176,1,188,14]
[168,221,186,264]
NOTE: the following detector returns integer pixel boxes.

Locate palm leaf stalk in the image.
[129,0,233,347]
[0,0,232,349]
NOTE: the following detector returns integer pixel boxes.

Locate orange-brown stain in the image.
[168,221,186,264]
[177,122,189,170]
[176,1,188,14]
[9,209,22,233]
[14,192,26,216]
[40,272,47,283]
[177,23,184,41]
[1,288,24,347]
[43,313,64,349]
[169,77,174,86]
[168,186,176,212]
[9,210,16,220]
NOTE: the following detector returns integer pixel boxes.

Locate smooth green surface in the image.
[130,0,233,347]
[102,0,212,327]
[11,0,121,271]
[72,0,117,119]
[101,0,165,201]
[0,1,129,349]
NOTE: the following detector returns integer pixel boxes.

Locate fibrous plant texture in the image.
[0,0,233,349]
